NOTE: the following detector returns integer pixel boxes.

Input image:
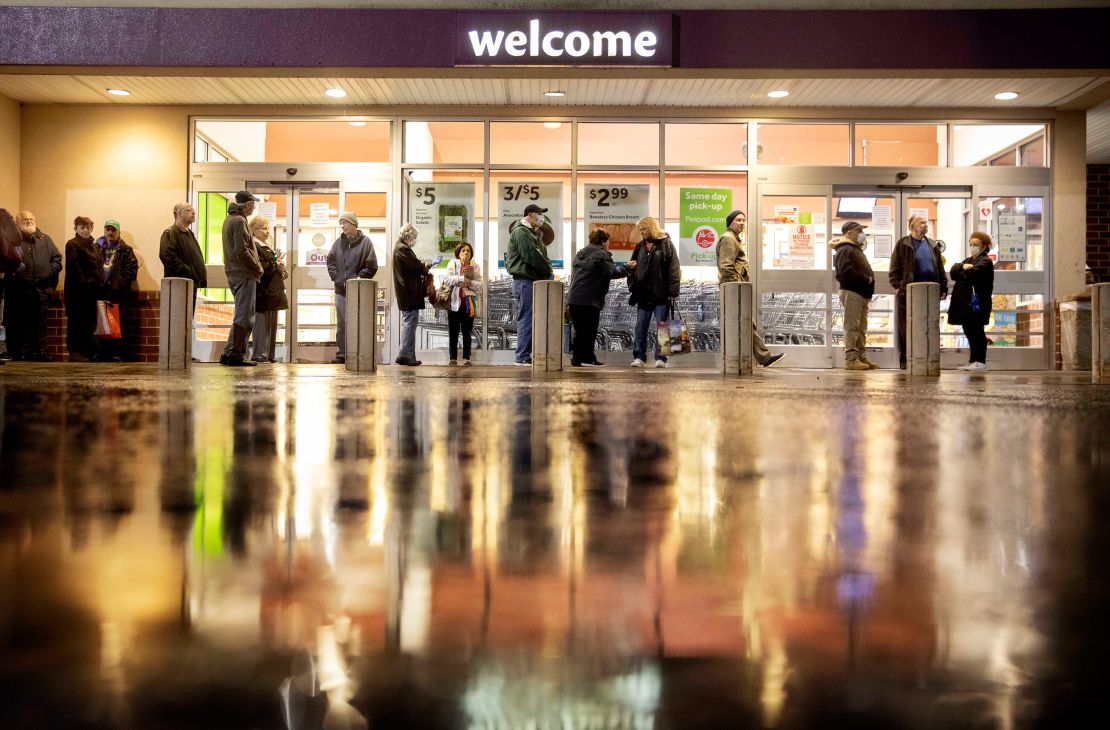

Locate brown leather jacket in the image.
[888,235,948,298]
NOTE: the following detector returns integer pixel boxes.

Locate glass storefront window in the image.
[404,121,484,164]
[952,124,1046,167]
[576,172,659,264]
[490,122,571,166]
[761,292,828,346]
[760,194,827,270]
[662,172,746,281]
[942,294,1045,349]
[977,195,1045,271]
[755,124,849,165]
[665,123,747,166]
[832,194,896,272]
[855,124,946,166]
[578,122,659,166]
[193,120,391,163]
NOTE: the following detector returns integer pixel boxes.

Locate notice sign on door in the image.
[408,181,475,268]
[309,203,331,227]
[997,213,1028,262]
[258,201,278,225]
[498,182,563,268]
[584,184,649,264]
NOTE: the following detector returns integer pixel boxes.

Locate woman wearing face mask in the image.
[948,231,995,371]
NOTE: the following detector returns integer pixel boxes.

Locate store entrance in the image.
[191,168,392,363]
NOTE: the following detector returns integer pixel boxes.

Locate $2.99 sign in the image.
[588,187,630,207]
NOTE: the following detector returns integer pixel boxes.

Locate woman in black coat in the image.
[566,229,633,367]
[948,231,995,371]
[64,216,103,361]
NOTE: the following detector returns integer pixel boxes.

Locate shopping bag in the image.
[657,300,691,355]
[464,291,479,317]
[95,301,122,339]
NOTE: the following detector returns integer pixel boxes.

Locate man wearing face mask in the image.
[831,221,878,370]
[889,215,947,370]
[717,209,785,368]
[505,203,553,366]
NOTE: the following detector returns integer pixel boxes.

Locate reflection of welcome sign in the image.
[456,12,673,67]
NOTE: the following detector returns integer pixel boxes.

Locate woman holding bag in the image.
[626,216,680,369]
[948,231,995,371]
[443,242,481,366]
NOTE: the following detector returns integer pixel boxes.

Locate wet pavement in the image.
[1,363,1109,730]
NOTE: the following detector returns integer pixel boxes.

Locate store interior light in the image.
[767,90,790,98]
[994,91,1019,101]
[325,88,347,98]
[543,121,563,129]
[348,121,367,127]
[543,90,566,97]
[106,88,131,97]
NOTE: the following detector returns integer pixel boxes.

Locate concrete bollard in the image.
[721,281,754,375]
[345,278,378,372]
[158,277,194,370]
[1094,283,1110,383]
[906,282,940,376]
[532,280,565,372]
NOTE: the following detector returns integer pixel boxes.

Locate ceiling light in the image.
[994,91,1019,101]
[543,121,563,129]
[767,90,790,98]
[325,88,347,98]
[543,90,566,97]
[106,88,130,97]
[348,121,366,127]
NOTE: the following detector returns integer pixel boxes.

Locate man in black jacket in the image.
[832,221,878,370]
[327,212,378,364]
[159,202,208,312]
[5,211,62,361]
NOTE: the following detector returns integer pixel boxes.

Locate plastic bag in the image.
[95,301,122,339]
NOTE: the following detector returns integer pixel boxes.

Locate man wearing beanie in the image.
[326,211,378,364]
[220,190,262,366]
[831,221,879,370]
[716,210,784,368]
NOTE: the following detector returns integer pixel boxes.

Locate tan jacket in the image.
[716,229,749,284]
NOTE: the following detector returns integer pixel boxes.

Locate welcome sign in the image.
[456,12,673,67]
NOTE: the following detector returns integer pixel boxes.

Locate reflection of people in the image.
[6,210,62,361]
[566,228,631,367]
[392,224,428,367]
[505,203,553,366]
[249,216,288,363]
[220,191,262,367]
[95,219,140,362]
[889,215,948,370]
[159,202,207,311]
[64,216,103,361]
[831,221,878,370]
[627,216,679,369]
[444,242,481,366]
[949,231,995,371]
[327,212,378,365]
[717,210,785,368]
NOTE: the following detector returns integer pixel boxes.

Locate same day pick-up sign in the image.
[679,188,732,266]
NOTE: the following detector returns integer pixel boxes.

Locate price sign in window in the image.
[584,184,650,263]
[407,182,476,267]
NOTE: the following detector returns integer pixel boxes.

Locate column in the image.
[906,282,940,376]
[345,278,378,373]
[1094,283,1110,383]
[532,280,565,372]
[721,281,754,375]
[158,277,193,370]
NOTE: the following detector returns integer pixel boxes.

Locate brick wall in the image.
[46,291,160,362]
[1090,163,1110,282]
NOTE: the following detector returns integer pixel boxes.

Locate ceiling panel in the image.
[1088,100,1110,164]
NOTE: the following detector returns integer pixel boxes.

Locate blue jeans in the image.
[633,302,670,362]
[335,293,347,358]
[398,309,418,360]
[512,279,533,363]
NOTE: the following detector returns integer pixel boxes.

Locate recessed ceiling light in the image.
[767,90,790,98]
[106,88,130,97]
[325,88,347,98]
[543,90,566,97]
[348,121,367,127]
[543,121,563,129]
[994,91,1019,101]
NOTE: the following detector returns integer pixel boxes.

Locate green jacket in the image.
[505,221,552,281]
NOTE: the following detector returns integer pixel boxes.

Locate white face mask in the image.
[857,232,867,246]
[970,245,983,256]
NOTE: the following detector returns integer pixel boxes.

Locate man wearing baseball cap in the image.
[717,210,784,367]
[505,203,553,365]
[326,211,378,364]
[220,191,262,366]
[831,221,878,370]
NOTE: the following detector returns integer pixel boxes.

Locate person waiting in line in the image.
[566,228,634,367]
[505,203,553,366]
[64,216,103,362]
[326,211,378,364]
[392,223,429,367]
[220,191,262,367]
[159,202,207,312]
[443,242,481,366]
[626,215,680,369]
[716,209,785,368]
[0,209,24,364]
[95,219,139,362]
[889,214,947,370]
[949,231,995,371]
[831,221,879,371]
[248,216,287,363]
[4,210,62,361]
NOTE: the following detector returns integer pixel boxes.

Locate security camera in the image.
[286,167,298,176]
[895,171,909,182]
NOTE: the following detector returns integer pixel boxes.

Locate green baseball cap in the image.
[104,219,121,230]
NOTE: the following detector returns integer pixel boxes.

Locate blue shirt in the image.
[912,237,935,282]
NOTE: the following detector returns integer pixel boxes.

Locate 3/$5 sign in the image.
[456,12,673,67]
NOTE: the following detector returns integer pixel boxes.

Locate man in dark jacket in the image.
[566,228,633,367]
[505,204,553,365]
[159,202,207,311]
[5,210,62,361]
[326,211,378,364]
[220,191,262,366]
[832,221,878,370]
[64,216,103,361]
[889,215,948,369]
[95,219,140,362]
[392,223,428,366]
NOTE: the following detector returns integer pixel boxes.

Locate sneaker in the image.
[463,360,472,367]
[862,358,881,370]
[581,361,604,368]
[654,359,669,369]
[630,358,645,368]
[219,354,256,367]
[845,360,871,371]
[957,363,971,371]
[762,352,786,368]
[514,360,531,367]
[966,362,988,371]
[331,356,346,364]
[448,359,458,366]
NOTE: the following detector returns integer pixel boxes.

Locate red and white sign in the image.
[979,204,993,221]
[694,226,717,249]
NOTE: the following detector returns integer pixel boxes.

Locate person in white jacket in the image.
[444,242,481,365]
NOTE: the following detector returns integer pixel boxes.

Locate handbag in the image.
[423,273,437,305]
[970,292,981,314]
[656,299,691,355]
[464,291,479,317]
[434,280,451,310]
[94,300,122,339]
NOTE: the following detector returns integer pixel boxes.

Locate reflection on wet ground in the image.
[1,364,1109,729]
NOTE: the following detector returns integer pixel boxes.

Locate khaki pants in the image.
[839,289,870,363]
